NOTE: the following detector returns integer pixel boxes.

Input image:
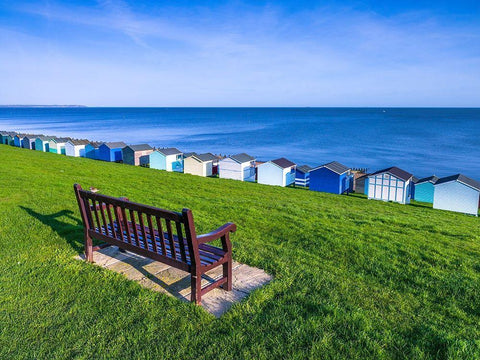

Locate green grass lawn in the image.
[1,145,479,359]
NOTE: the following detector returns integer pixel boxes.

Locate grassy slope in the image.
[0,145,479,360]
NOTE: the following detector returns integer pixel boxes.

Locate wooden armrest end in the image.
[197,222,236,244]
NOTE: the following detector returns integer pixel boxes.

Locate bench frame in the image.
[74,184,236,304]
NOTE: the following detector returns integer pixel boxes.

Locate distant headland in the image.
[0,105,87,108]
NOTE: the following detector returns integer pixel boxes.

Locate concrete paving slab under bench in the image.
[77,246,272,317]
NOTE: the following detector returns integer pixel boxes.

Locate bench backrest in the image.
[74,184,200,269]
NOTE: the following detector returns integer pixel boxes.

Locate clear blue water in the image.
[0,107,479,179]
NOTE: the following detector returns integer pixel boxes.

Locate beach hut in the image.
[22,135,37,150]
[309,161,353,195]
[183,153,215,177]
[218,153,256,182]
[65,139,89,157]
[257,158,296,187]
[413,176,438,203]
[4,132,16,146]
[98,142,126,162]
[34,136,51,152]
[1,132,15,145]
[85,142,101,159]
[147,148,184,172]
[354,173,369,194]
[366,166,413,204]
[433,174,480,216]
[122,144,153,166]
[48,137,70,154]
[14,134,25,147]
[295,165,312,187]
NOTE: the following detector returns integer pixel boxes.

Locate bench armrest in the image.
[197,222,237,244]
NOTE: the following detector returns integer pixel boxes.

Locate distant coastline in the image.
[0,105,87,108]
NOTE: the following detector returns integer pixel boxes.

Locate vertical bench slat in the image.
[129,209,141,247]
[155,216,167,256]
[138,212,149,250]
[106,205,117,239]
[121,207,132,245]
[175,222,188,262]
[147,215,158,254]
[91,200,103,234]
[165,219,177,260]
[99,202,109,235]
[114,206,125,241]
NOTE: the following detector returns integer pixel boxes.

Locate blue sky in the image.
[0,0,479,106]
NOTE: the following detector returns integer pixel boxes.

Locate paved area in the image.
[77,246,272,317]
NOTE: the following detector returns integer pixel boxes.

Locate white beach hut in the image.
[218,153,256,182]
[433,174,480,216]
[257,158,296,187]
[366,166,413,204]
[65,139,89,157]
[183,153,215,177]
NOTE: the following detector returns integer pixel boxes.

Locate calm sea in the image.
[0,107,479,179]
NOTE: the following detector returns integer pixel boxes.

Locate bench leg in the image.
[85,233,93,263]
[191,275,202,305]
[222,260,232,291]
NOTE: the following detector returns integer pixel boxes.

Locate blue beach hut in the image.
[5,132,16,146]
[35,136,51,152]
[1,132,15,145]
[295,165,312,187]
[148,148,184,172]
[413,176,438,203]
[85,142,101,159]
[433,174,480,216]
[22,135,37,150]
[309,161,353,194]
[98,142,126,162]
[14,134,25,147]
[366,166,413,204]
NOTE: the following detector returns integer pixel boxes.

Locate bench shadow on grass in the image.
[19,206,84,253]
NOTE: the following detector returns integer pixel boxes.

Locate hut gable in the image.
[98,142,126,162]
[433,174,480,216]
[366,166,413,204]
[183,153,214,177]
[219,153,256,182]
[310,161,352,194]
[35,136,52,152]
[295,165,312,187]
[257,158,296,187]
[122,144,153,166]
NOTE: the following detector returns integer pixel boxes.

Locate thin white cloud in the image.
[1,1,480,106]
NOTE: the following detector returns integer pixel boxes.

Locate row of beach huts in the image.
[1,130,479,216]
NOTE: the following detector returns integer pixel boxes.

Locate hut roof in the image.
[435,174,480,191]
[69,139,90,146]
[271,157,296,169]
[195,153,216,162]
[53,137,71,143]
[416,175,439,185]
[370,166,413,182]
[88,141,102,148]
[297,165,312,174]
[157,147,182,156]
[230,153,255,163]
[313,161,350,175]
[103,142,127,149]
[127,144,153,152]
[36,135,51,141]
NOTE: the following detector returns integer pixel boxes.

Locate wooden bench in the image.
[74,184,236,304]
